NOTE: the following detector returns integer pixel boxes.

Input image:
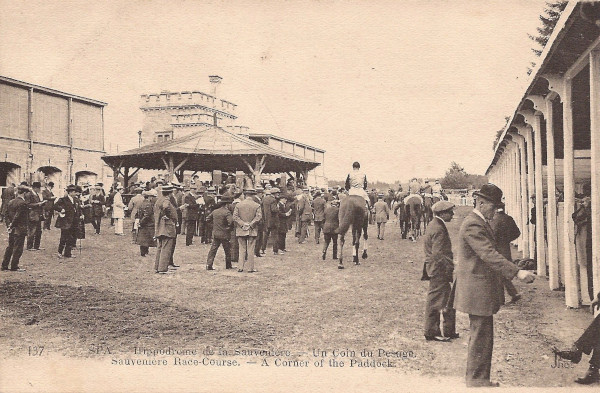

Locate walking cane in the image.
[79,237,82,257]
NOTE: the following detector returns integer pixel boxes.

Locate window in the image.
[155,131,173,143]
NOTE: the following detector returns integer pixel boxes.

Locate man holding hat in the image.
[128,186,145,242]
[452,183,535,387]
[422,199,456,342]
[54,185,82,259]
[25,181,46,251]
[2,185,29,271]
[233,188,262,273]
[205,195,234,270]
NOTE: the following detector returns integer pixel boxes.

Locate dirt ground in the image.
[0,206,595,389]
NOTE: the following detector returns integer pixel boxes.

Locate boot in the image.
[553,346,582,364]
[575,366,599,385]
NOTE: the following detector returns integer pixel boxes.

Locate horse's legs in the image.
[352,228,359,264]
[362,222,368,259]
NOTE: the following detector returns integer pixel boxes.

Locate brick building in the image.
[0,76,107,191]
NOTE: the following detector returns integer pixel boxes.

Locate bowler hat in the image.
[66,184,77,192]
[17,185,30,193]
[244,188,256,194]
[473,183,503,206]
[161,184,174,192]
[32,181,42,188]
[432,200,455,214]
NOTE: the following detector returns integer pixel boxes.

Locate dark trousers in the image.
[466,314,494,387]
[201,221,212,243]
[262,227,273,252]
[43,212,53,230]
[26,220,42,249]
[231,233,239,262]
[91,215,102,234]
[424,279,456,337]
[323,232,338,258]
[575,314,600,367]
[206,238,232,268]
[254,225,263,256]
[58,228,75,257]
[140,246,149,256]
[314,220,323,242]
[176,210,182,235]
[185,220,196,246]
[278,231,287,251]
[2,232,26,270]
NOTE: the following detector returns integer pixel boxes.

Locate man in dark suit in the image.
[422,200,457,342]
[260,188,277,254]
[54,185,81,259]
[184,186,200,246]
[453,184,535,387]
[233,188,262,273]
[206,196,234,270]
[25,182,46,251]
[312,191,326,244]
[490,202,522,303]
[42,181,55,230]
[252,186,264,257]
[154,184,178,274]
[0,183,16,223]
[297,188,312,244]
[2,185,29,271]
[322,199,339,260]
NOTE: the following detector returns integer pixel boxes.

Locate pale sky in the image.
[0,0,548,183]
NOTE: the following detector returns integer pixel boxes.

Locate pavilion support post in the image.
[516,127,533,259]
[589,50,600,298]
[545,97,560,290]
[123,167,130,188]
[563,78,580,308]
[532,113,547,276]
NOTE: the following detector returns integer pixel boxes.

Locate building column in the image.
[589,50,600,297]
[512,132,529,257]
[532,113,547,275]
[545,97,560,290]
[563,78,580,308]
[517,125,536,259]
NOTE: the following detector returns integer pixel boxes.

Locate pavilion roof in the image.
[101,126,320,174]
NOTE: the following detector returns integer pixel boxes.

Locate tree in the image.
[440,162,487,190]
[527,1,568,75]
[492,116,511,150]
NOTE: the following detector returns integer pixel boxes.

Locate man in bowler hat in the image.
[452,183,535,387]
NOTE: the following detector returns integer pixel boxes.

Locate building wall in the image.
[0,79,106,190]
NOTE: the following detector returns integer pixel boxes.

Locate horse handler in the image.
[422,200,456,342]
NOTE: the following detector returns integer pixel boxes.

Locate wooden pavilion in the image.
[101,126,320,187]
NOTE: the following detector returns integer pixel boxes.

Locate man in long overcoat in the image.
[233,188,262,273]
[25,182,46,251]
[54,185,81,259]
[154,185,178,273]
[422,200,456,342]
[452,184,535,387]
[374,193,390,240]
[490,202,522,303]
[312,191,326,244]
[2,185,29,271]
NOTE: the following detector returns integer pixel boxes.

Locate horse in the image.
[422,195,434,231]
[337,195,369,269]
[404,194,423,242]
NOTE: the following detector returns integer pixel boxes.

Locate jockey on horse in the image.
[345,161,370,208]
[404,178,424,242]
[338,161,370,268]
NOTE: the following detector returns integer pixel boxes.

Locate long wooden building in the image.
[0,76,107,190]
[486,1,600,308]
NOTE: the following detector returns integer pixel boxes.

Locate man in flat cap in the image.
[422,200,456,342]
[374,192,390,240]
[2,185,29,271]
[312,190,326,244]
[452,183,535,387]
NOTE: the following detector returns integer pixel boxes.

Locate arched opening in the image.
[36,166,63,190]
[0,162,21,187]
[75,170,98,186]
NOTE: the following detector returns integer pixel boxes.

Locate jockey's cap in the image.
[432,200,455,214]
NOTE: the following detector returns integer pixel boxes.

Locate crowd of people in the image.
[2,167,598,386]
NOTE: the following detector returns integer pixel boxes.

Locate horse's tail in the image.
[337,201,353,236]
